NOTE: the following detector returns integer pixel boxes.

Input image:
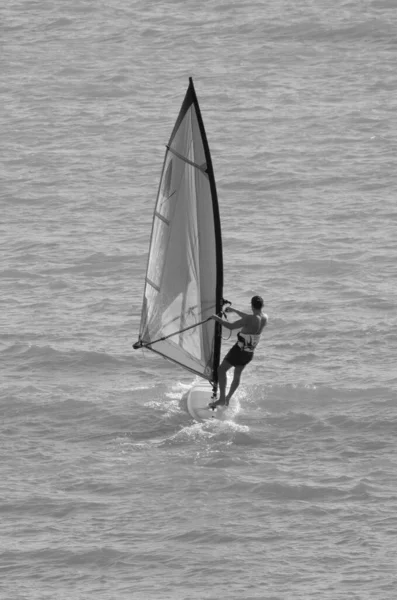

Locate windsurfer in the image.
[209,296,267,408]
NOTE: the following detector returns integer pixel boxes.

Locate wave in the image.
[237,478,379,502]
[42,252,132,277]
[1,343,128,371]
[267,18,395,44]
[0,269,45,280]
[120,378,397,444]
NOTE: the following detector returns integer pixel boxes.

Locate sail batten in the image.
[145,277,160,292]
[135,78,223,386]
[154,212,170,225]
[166,145,208,173]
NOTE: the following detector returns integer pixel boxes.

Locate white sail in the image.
[135,78,223,384]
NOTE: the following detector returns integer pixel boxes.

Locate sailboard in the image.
[133,78,226,420]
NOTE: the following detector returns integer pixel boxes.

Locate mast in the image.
[187,78,223,390]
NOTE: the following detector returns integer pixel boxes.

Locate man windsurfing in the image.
[209,295,268,408]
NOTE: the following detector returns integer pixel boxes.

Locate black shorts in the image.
[224,344,254,367]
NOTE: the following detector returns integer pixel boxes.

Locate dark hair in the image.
[251,295,264,309]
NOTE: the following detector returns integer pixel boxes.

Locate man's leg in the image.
[210,359,232,407]
[225,365,245,405]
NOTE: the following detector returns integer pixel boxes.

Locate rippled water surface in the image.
[2,0,397,598]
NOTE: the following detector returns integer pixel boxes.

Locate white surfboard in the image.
[186,384,228,422]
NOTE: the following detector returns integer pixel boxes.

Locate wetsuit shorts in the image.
[225,343,254,367]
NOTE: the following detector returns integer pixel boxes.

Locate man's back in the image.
[241,313,267,336]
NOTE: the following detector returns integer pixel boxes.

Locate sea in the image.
[1,0,396,598]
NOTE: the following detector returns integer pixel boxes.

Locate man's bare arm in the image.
[212,315,245,331]
[226,307,249,318]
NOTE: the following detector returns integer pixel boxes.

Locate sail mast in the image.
[187,78,223,389]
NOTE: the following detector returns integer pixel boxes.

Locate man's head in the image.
[251,295,264,310]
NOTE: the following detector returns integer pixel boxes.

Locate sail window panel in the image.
[143,158,206,370]
[155,161,204,365]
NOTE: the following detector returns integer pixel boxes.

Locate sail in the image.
[136,78,223,384]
